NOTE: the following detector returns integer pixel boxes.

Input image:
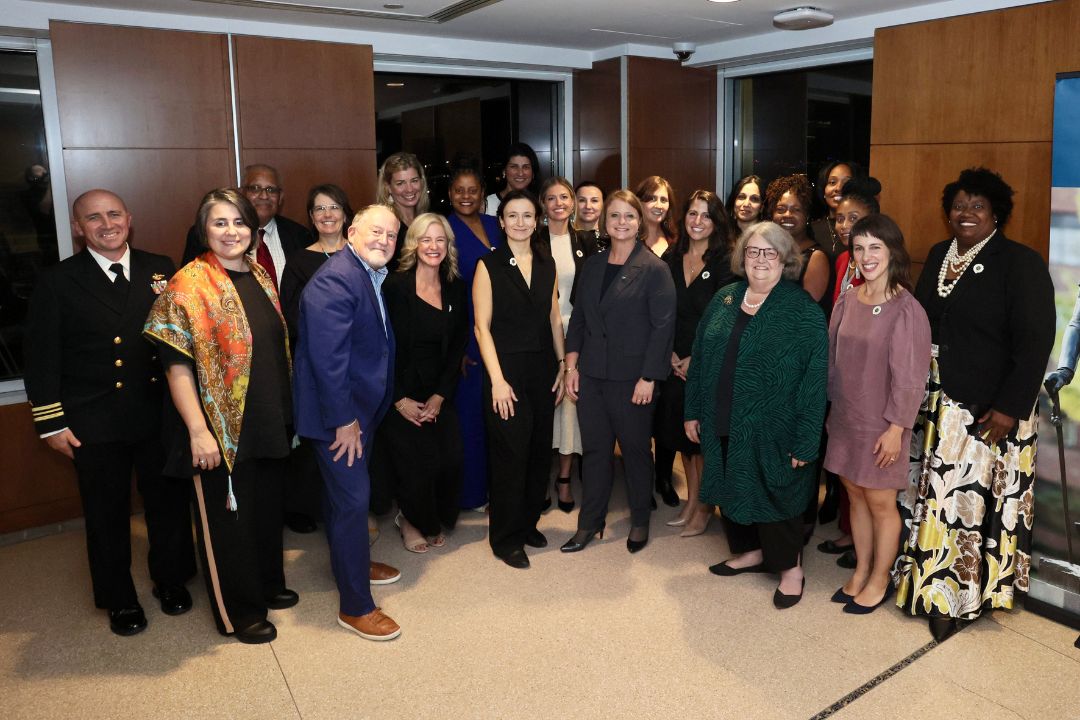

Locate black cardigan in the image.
[914,232,1055,419]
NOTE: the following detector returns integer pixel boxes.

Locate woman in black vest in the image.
[473,190,566,568]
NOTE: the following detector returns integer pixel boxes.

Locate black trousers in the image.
[285,440,323,521]
[191,456,286,635]
[71,437,195,610]
[378,403,463,537]
[722,514,803,572]
[577,375,655,531]
[484,353,555,557]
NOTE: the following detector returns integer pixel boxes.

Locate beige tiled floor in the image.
[2,480,1078,720]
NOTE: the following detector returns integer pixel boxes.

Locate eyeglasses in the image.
[243,184,282,197]
[744,246,779,260]
[312,204,342,214]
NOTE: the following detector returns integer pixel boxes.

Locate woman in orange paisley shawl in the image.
[145,188,295,645]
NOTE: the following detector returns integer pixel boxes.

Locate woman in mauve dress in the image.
[824,214,930,615]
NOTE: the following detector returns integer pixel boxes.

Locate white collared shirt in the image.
[261,217,287,276]
[85,243,131,282]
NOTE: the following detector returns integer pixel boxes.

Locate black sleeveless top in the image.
[479,242,556,360]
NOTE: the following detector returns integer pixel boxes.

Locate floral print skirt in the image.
[893,354,1037,620]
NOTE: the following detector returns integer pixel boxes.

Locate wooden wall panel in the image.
[626,57,716,199]
[50,23,233,149]
[573,58,620,189]
[873,142,1052,262]
[240,148,378,226]
[0,403,80,535]
[233,36,375,149]
[870,0,1080,264]
[63,149,235,263]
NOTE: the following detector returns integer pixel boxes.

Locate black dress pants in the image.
[722,514,804,572]
[379,403,463,537]
[191,456,286,635]
[577,375,656,531]
[484,352,554,558]
[71,437,196,610]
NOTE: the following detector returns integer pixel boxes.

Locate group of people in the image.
[24,143,1056,646]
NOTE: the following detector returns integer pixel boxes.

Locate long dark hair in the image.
[725,174,765,224]
[634,175,677,239]
[674,189,733,260]
[849,213,912,293]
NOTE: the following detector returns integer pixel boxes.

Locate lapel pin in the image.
[702,270,711,280]
[973,263,984,274]
[872,305,882,316]
[150,273,167,294]
[723,295,733,305]
[575,249,583,258]
[509,257,517,267]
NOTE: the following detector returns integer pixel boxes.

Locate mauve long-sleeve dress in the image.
[824,287,931,489]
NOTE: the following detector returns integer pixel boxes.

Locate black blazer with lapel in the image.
[915,232,1055,419]
[24,248,175,443]
[181,214,311,266]
[382,268,469,403]
[566,241,676,382]
[538,226,599,307]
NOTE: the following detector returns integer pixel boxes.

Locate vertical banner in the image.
[1030,72,1080,626]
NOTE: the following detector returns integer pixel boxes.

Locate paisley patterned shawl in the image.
[144,251,289,472]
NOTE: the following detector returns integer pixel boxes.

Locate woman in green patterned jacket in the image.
[684,221,827,609]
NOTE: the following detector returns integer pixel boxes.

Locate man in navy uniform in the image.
[25,189,196,636]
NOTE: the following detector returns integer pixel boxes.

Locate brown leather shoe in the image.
[369,561,401,585]
[337,608,401,641]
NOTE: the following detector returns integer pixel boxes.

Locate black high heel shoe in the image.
[929,616,959,643]
[655,477,679,507]
[560,528,604,553]
[555,477,575,513]
[626,526,649,554]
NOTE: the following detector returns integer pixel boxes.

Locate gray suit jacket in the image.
[566,242,676,382]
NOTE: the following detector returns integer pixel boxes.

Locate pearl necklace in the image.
[742,293,768,309]
[936,230,995,298]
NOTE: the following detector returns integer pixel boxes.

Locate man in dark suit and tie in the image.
[24,189,197,636]
[181,163,317,534]
[293,204,402,641]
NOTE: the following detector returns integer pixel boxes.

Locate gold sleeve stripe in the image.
[34,411,65,422]
[32,402,62,413]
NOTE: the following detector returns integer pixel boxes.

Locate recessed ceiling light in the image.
[386,82,405,87]
[383,3,404,9]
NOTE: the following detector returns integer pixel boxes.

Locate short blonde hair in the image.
[730,221,803,281]
[395,212,460,281]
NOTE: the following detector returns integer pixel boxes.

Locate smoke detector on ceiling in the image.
[773,7,834,30]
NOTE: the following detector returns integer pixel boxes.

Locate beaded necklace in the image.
[936,230,995,298]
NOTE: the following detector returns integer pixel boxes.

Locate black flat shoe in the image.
[656,480,679,507]
[152,585,192,616]
[709,560,768,577]
[285,512,317,534]
[555,477,575,513]
[541,496,553,514]
[837,549,857,569]
[817,538,854,554]
[525,529,548,548]
[108,605,147,636]
[235,619,277,644]
[773,578,805,609]
[626,527,649,554]
[843,584,895,615]
[266,589,300,610]
[929,616,958,643]
[831,587,856,604]
[560,528,603,553]
[499,548,530,569]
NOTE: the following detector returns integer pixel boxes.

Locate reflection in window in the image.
[0,49,56,381]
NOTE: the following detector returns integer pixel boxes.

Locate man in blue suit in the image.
[294,204,403,641]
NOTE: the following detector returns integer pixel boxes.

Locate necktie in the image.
[255,228,279,289]
[109,262,129,292]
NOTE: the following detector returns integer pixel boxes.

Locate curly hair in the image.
[838,176,881,215]
[764,174,813,220]
[940,167,1014,228]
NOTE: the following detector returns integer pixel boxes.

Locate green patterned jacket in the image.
[685,279,827,524]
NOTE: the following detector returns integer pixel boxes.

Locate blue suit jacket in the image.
[293,247,395,442]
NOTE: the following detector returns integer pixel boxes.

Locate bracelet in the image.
[565,366,578,374]
[557,358,565,363]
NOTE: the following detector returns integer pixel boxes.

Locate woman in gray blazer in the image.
[561,189,676,554]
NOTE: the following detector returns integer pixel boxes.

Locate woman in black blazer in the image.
[894,167,1055,642]
[561,189,677,554]
[378,213,469,553]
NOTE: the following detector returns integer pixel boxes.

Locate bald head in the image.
[347,204,399,270]
[71,189,132,262]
